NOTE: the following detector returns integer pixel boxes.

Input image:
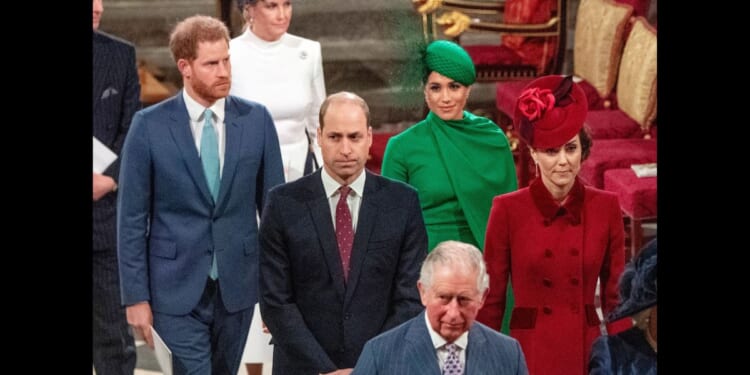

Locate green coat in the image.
[381,111,518,251]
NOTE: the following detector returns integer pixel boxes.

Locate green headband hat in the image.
[424,40,476,86]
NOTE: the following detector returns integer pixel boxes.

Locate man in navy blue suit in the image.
[353,241,529,375]
[92,0,140,373]
[259,91,428,374]
[117,15,284,375]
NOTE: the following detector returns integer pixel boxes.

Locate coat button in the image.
[545,249,553,258]
[344,313,352,320]
[570,278,579,286]
[542,278,553,287]
[570,248,579,256]
[543,306,552,315]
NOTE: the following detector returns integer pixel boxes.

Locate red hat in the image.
[514,75,588,149]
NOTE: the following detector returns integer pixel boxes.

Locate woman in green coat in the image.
[381,40,517,332]
[382,40,517,252]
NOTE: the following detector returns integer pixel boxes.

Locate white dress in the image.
[230,29,326,183]
[230,29,326,365]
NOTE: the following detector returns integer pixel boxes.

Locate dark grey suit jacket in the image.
[353,312,529,374]
[259,170,428,374]
[92,30,140,251]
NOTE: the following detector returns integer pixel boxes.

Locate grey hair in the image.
[419,240,489,295]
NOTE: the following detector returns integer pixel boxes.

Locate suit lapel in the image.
[214,97,243,214]
[405,313,442,375]
[464,324,489,374]
[307,171,346,303]
[343,172,380,306]
[167,92,215,206]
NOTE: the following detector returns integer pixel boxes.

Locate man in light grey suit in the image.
[353,240,529,375]
[117,15,284,375]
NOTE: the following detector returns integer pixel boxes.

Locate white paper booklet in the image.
[93,137,118,173]
[151,326,173,375]
[631,163,657,178]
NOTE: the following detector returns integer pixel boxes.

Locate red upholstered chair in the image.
[604,168,656,260]
[414,0,567,82]
[496,0,636,119]
[493,0,636,187]
[578,17,657,188]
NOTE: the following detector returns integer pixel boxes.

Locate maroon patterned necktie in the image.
[336,185,354,282]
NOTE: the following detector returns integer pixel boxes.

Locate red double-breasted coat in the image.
[477,177,632,375]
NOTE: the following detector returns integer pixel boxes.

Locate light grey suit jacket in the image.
[353,311,528,374]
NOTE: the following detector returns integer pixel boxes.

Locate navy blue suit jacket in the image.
[92,30,140,251]
[353,312,529,375]
[259,170,428,374]
[117,92,284,315]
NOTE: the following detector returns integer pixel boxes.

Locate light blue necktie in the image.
[200,109,220,279]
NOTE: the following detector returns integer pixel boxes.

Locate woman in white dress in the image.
[230,0,326,183]
[230,1,326,374]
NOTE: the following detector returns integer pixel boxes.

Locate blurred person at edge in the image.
[92,0,141,373]
[589,239,657,375]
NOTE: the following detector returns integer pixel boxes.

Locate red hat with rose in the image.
[514,75,588,149]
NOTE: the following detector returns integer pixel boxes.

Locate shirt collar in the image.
[182,90,226,124]
[424,312,469,351]
[321,168,366,199]
[529,176,585,226]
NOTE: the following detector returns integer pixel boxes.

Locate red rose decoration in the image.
[518,88,556,121]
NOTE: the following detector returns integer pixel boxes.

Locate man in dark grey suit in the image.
[118,15,284,375]
[92,0,140,373]
[259,91,428,375]
[353,241,529,375]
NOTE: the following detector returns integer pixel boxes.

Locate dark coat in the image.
[259,170,428,374]
[589,327,657,375]
[92,30,140,250]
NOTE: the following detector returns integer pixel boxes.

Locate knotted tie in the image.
[200,109,220,280]
[442,343,463,375]
[336,185,354,282]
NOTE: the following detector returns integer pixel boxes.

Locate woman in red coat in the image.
[476,75,632,375]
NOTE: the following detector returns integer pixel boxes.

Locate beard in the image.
[191,77,231,103]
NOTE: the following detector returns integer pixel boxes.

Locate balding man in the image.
[259,92,428,374]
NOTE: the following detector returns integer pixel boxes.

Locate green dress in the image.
[382,110,518,333]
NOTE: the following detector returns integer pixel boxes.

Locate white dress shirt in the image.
[425,312,469,369]
[321,169,366,231]
[182,91,226,176]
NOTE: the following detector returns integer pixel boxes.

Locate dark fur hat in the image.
[608,239,657,322]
